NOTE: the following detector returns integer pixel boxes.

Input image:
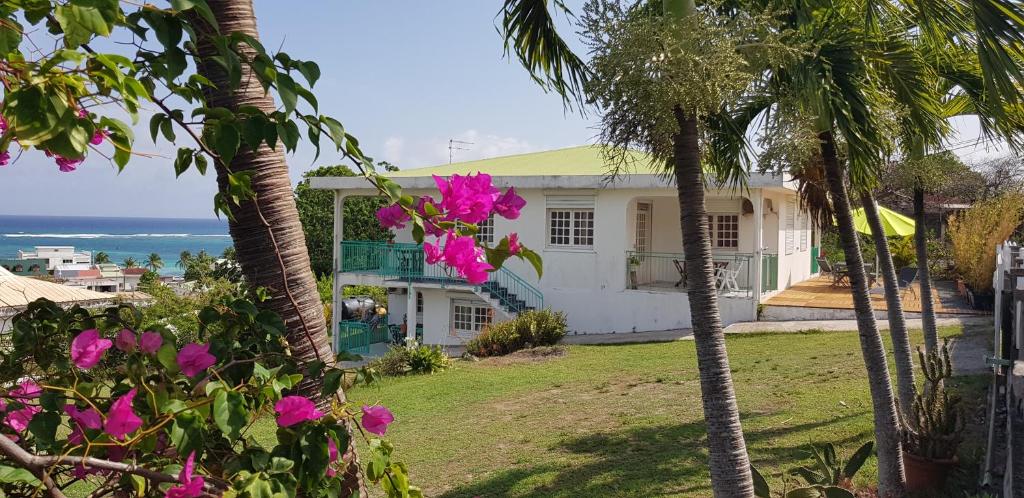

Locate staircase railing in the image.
[340,240,544,312]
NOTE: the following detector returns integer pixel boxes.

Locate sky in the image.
[0,1,1010,219]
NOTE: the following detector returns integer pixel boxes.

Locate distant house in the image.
[0,266,150,333]
[0,258,47,276]
[312,146,820,349]
[17,246,91,270]
[55,264,124,293]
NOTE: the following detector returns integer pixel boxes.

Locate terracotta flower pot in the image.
[902,451,958,492]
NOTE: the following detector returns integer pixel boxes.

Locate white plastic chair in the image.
[718,260,746,293]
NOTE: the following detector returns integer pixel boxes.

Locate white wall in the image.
[763,190,814,292]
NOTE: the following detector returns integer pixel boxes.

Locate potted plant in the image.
[899,340,964,492]
[627,255,641,290]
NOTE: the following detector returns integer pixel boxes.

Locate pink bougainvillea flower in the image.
[165,451,205,498]
[442,235,493,284]
[90,129,107,145]
[104,389,142,440]
[433,173,499,224]
[423,239,444,265]
[68,425,85,445]
[0,151,9,167]
[65,404,102,430]
[4,405,41,432]
[54,155,83,172]
[507,233,522,255]
[71,329,112,370]
[9,380,41,401]
[375,204,411,229]
[114,329,137,353]
[361,405,395,435]
[416,195,446,237]
[493,187,526,220]
[326,437,339,477]
[0,115,7,133]
[274,396,324,427]
[77,108,89,119]
[139,331,162,354]
[461,259,494,285]
[176,343,216,377]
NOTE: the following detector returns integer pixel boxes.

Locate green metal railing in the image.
[761,253,779,292]
[336,319,390,354]
[340,241,543,312]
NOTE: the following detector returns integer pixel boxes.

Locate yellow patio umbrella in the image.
[843,204,915,286]
[850,204,916,237]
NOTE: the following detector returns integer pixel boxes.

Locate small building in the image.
[312,146,820,350]
[0,258,48,276]
[17,246,92,270]
[122,268,147,291]
[54,264,123,293]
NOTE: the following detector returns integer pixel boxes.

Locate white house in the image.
[311,146,818,350]
[17,246,92,270]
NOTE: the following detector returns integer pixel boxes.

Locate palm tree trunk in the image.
[673,107,754,498]
[820,131,905,497]
[913,186,939,352]
[193,1,363,494]
[859,191,916,416]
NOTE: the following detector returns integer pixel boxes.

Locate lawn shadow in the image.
[434,412,870,498]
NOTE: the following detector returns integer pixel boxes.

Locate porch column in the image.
[752,189,764,319]
[331,191,346,352]
[406,284,416,343]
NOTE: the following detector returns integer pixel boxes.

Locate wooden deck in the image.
[764,276,985,315]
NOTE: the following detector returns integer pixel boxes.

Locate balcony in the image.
[625,251,779,297]
[339,241,543,313]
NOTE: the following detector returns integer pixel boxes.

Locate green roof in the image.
[387,145,663,178]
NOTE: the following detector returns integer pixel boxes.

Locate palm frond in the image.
[500,0,592,112]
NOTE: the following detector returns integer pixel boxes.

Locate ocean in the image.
[0,215,232,276]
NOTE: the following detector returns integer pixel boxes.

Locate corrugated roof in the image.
[0,266,117,313]
[387,145,663,178]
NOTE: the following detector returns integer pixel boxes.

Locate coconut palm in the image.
[122,257,139,269]
[176,250,192,270]
[144,253,164,273]
[93,251,110,265]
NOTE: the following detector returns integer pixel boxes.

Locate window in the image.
[706,214,739,249]
[476,214,494,244]
[785,198,796,255]
[416,292,423,314]
[451,300,492,335]
[799,208,809,251]
[548,209,594,247]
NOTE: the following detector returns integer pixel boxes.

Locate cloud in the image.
[385,130,538,169]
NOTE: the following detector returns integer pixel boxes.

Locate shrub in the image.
[406,344,451,374]
[368,343,450,376]
[948,193,1024,291]
[466,309,568,357]
[890,235,916,269]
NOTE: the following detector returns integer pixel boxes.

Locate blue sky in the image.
[0,1,1006,218]
[0,1,594,218]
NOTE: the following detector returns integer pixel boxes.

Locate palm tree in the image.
[94,251,110,264]
[859,191,917,414]
[582,0,768,494]
[144,253,164,273]
[122,257,139,269]
[176,250,192,270]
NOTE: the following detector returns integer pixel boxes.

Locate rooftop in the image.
[387,145,661,178]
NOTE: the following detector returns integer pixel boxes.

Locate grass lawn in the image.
[345,326,986,498]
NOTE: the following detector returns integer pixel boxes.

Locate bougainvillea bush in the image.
[0,296,415,497]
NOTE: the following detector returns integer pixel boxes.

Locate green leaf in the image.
[213,389,248,441]
[28,411,59,449]
[0,466,40,486]
[841,441,873,479]
[750,465,770,498]
[241,116,266,152]
[268,457,294,474]
[174,148,193,177]
[298,61,320,87]
[276,73,298,115]
[215,123,241,166]
[157,342,180,373]
[321,368,343,398]
[784,488,824,498]
[195,154,208,175]
[519,248,543,278]
[821,487,855,498]
[54,2,117,48]
[244,476,273,498]
[170,410,205,457]
[7,87,65,145]
[0,17,23,55]
[320,116,345,150]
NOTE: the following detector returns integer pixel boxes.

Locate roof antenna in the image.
[448,139,473,164]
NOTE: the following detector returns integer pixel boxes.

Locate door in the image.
[635,202,653,284]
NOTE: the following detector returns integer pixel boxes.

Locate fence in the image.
[625,251,777,297]
[983,242,1023,494]
[336,319,391,354]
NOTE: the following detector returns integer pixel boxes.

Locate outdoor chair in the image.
[817,256,847,286]
[717,260,746,293]
[898,267,918,300]
[673,259,686,288]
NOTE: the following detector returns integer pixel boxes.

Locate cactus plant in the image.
[899,339,965,461]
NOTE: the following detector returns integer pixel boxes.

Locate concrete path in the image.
[560,315,992,345]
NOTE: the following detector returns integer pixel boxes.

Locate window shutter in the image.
[546,195,595,209]
[785,198,795,255]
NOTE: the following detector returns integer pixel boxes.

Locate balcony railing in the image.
[340,240,543,311]
[626,251,779,297]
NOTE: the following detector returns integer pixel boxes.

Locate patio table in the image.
[833,262,876,287]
